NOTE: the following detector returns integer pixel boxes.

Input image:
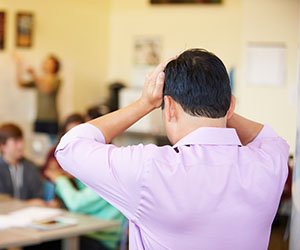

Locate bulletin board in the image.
[246,43,286,86]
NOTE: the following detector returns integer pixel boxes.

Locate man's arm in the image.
[54,61,171,218]
[88,63,166,143]
[227,113,264,146]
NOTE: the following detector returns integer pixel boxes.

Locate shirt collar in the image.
[173,127,242,148]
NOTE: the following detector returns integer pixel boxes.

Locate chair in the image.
[119,219,129,250]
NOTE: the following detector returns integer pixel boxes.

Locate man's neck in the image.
[174,113,227,144]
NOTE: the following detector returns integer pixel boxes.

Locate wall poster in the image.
[0,12,6,49]
[16,12,34,48]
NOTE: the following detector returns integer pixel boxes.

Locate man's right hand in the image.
[140,64,166,110]
[87,57,175,143]
[140,57,175,110]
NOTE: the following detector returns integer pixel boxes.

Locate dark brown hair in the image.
[61,113,85,135]
[163,48,231,118]
[0,123,23,145]
[48,55,61,74]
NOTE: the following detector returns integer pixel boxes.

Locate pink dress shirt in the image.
[55,123,289,250]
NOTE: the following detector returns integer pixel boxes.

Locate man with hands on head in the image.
[55,49,289,250]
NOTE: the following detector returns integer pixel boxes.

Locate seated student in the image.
[44,113,125,250]
[42,113,86,179]
[86,106,103,121]
[0,123,43,201]
[45,167,125,250]
[41,113,85,203]
[0,123,62,250]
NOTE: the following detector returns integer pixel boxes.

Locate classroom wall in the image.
[0,0,111,121]
[239,0,299,153]
[0,0,298,152]
[107,0,242,83]
[107,0,299,152]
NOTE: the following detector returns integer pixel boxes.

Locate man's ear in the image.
[226,95,236,120]
[163,96,177,122]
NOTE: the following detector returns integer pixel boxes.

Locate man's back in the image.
[56,124,288,250]
[55,48,289,250]
[128,127,287,249]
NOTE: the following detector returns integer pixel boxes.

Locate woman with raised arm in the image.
[15,54,61,138]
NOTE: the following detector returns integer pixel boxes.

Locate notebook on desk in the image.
[29,216,77,231]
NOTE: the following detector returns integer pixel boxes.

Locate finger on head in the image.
[147,55,176,83]
[156,72,165,85]
[150,61,169,82]
[153,62,165,76]
[146,71,153,78]
[145,71,154,85]
[153,72,165,97]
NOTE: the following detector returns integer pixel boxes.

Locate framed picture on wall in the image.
[134,37,161,66]
[150,0,222,4]
[131,36,162,88]
[16,12,34,48]
[0,12,5,50]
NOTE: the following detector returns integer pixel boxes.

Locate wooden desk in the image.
[0,199,119,250]
[0,194,11,202]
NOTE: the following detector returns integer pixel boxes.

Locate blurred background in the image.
[0,1,299,249]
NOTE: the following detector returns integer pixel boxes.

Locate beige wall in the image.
[0,0,298,152]
[107,0,242,83]
[0,0,111,119]
[239,0,299,152]
[108,0,299,152]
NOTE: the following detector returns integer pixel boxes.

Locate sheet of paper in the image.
[0,206,63,230]
[0,215,16,229]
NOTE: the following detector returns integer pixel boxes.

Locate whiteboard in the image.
[246,44,286,86]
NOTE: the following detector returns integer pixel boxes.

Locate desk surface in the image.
[0,194,11,202]
[0,199,120,248]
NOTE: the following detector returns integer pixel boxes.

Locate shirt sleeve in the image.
[247,125,289,181]
[248,125,289,156]
[55,123,154,220]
